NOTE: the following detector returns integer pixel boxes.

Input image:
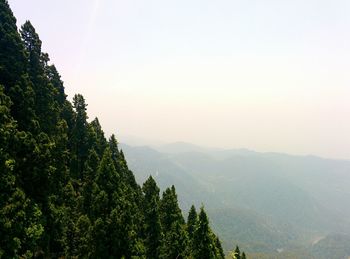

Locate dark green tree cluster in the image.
[0,1,226,258]
[230,246,246,259]
[186,205,225,259]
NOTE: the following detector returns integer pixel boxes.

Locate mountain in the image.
[155,141,223,154]
[120,144,217,210]
[0,2,226,258]
[122,142,350,257]
[310,234,350,259]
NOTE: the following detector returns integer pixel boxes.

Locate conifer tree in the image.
[142,176,162,259]
[87,117,107,158]
[0,85,44,258]
[21,21,59,134]
[235,245,241,259]
[187,204,198,241]
[0,1,37,132]
[193,206,216,259]
[46,64,66,105]
[160,185,185,232]
[81,149,99,214]
[70,94,89,177]
[215,236,225,259]
[159,186,188,258]
[0,0,26,88]
[160,220,189,259]
[20,21,42,79]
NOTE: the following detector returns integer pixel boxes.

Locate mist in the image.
[9,0,350,159]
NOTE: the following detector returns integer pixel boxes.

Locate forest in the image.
[0,1,248,258]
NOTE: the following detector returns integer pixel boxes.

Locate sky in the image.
[8,0,350,159]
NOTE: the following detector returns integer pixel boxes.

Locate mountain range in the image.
[121,141,350,258]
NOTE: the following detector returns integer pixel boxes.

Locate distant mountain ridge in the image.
[121,142,350,258]
[154,141,224,154]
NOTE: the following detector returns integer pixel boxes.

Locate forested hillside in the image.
[0,1,229,258]
[122,143,350,258]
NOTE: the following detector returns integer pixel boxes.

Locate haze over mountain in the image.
[4,0,350,258]
[8,0,350,160]
[121,141,350,258]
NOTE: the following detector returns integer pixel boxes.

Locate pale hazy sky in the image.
[9,0,350,159]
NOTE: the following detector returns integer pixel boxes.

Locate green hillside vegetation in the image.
[0,1,235,258]
[122,143,350,258]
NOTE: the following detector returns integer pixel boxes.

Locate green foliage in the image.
[0,0,26,88]
[228,245,248,259]
[160,185,185,232]
[235,246,241,259]
[215,236,225,259]
[192,206,225,259]
[142,176,162,259]
[0,187,44,258]
[159,186,188,258]
[0,2,225,258]
[193,207,214,258]
[70,93,89,177]
[187,205,198,242]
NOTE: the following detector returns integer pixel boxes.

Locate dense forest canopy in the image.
[0,1,243,258]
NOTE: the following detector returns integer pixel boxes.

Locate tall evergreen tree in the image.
[192,206,216,259]
[46,64,66,106]
[20,21,59,134]
[142,176,162,259]
[0,0,26,88]
[0,1,37,132]
[160,185,185,232]
[70,93,89,177]
[87,118,107,157]
[0,85,44,258]
[215,236,225,259]
[234,245,241,259]
[187,204,198,241]
[159,186,188,258]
